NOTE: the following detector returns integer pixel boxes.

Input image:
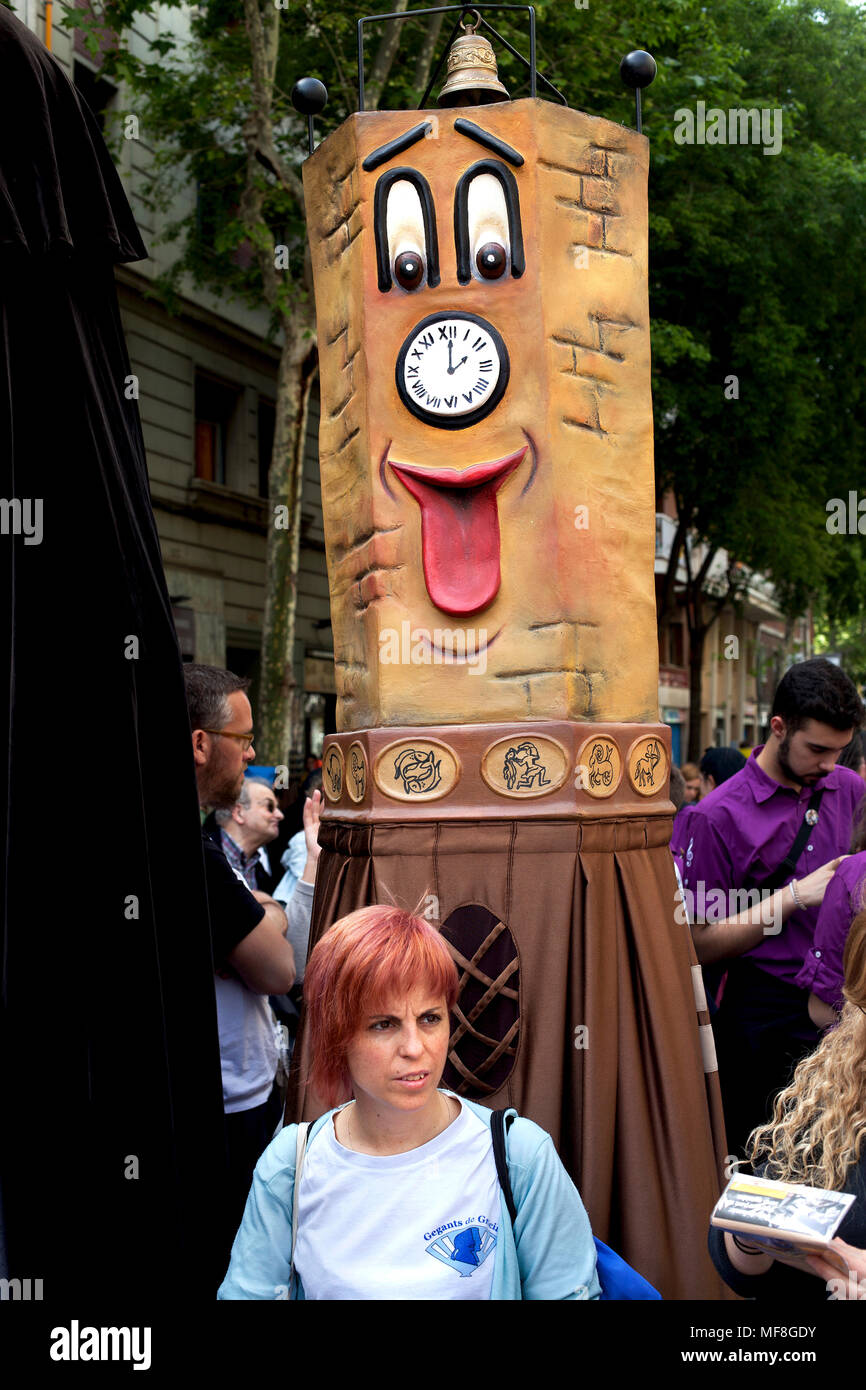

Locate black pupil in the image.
[476,243,506,279]
[395,252,423,289]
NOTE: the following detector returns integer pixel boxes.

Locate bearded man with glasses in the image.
[184,663,308,1276]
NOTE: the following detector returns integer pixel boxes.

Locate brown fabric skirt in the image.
[286,813,729,1299]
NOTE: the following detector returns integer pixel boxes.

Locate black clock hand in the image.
[447,340,454,373]
[447,353,467,376]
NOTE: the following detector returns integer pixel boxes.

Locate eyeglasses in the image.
[201,728,255,751]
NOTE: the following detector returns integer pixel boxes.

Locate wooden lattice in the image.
[444,917,519,1096]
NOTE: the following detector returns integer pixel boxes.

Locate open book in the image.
[711,1173,855,1276]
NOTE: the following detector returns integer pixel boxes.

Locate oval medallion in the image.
[346,742,367,803]
[322,743,345,802]
[374,738,460,802]
[481,734,568,798]
[627,735,668,796]
[575,735,623,799]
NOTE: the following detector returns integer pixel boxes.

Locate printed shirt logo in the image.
[425,1224,497,1277]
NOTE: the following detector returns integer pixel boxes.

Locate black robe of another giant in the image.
[0,7,228,1301]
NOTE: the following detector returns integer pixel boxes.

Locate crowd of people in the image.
[669,659,866,1296]
[189,657,866,1300]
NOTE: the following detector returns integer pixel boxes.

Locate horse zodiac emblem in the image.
[633,740,661,789]
[587,743,614,789]
[394,748,442,795]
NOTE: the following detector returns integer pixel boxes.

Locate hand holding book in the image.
[712,1174,855,1282]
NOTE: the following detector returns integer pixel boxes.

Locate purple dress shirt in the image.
[669,748,864,984]
[795,850,866,1007]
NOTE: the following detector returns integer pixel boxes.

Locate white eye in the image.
[467,173,509,280]
[387,180,427,290]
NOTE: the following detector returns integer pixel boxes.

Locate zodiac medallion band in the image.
[319,722,673,821]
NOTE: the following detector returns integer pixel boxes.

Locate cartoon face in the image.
[303,100,658,731]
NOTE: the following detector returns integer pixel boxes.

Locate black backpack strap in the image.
[491,1108,517,1226]
[748,786,825,894]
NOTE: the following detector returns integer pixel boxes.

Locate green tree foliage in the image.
[65,0,866,749]
[530,0,866,743]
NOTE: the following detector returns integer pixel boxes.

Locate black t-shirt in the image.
[201,829,265,968]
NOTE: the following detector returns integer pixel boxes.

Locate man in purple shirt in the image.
[671,658,864,1160]
[796,849,866,1015]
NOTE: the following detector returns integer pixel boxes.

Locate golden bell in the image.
[437,21,510,108]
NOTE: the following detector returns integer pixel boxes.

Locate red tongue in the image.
[390,451,525,616]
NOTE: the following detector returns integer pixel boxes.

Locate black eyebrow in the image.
[363,121,432,172]
[454,118,524,167]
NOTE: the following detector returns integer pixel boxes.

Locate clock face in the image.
[396,312,510,429]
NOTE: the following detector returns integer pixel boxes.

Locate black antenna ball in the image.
[619,51,657,90]
[292,77,328,115]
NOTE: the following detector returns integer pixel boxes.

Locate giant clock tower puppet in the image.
[290,8,726,1299]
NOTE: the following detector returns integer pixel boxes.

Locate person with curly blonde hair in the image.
[710,909,866,1298]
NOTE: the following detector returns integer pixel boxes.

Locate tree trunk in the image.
[414,11,444,97]
[239,0,318,766]
[365,0,409,110]
[257,327,317,766]
[686,613,707,763]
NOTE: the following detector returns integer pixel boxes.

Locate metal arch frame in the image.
[356,5,567,113]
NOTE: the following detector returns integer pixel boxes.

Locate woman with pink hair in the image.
[218,905,600,1300]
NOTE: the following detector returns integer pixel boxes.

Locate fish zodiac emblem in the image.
[394,747,442,795]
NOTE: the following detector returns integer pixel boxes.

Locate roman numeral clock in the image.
[397,313,507,425]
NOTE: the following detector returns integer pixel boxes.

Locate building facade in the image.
[17,1,336,768]
[655,504,812,765]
